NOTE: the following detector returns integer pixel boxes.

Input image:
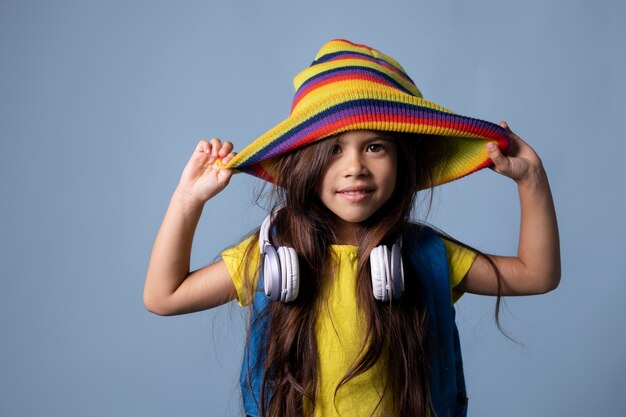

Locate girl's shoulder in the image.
[220,232,261,307]
[402,221,477,303]
[221,233,258,259]
[402,221,474,253]
[401,221,439,243]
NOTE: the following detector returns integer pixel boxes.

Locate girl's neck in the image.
[333,220,359,246]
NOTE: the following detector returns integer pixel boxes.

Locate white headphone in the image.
[259,214,405,303]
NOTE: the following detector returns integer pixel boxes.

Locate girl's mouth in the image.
[337,186,373,202]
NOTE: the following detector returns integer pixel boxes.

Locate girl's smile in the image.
[336,185,374,202]
[318,130,398,239]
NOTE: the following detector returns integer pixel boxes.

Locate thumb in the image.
[486,142,510,173]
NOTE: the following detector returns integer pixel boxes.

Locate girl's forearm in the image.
[143,187,205,313]
[516,167,561,292]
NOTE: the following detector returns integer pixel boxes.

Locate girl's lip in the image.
[337,186,374,202]
[337,185,373,193]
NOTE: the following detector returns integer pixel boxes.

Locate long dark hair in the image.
[239,131,504,416]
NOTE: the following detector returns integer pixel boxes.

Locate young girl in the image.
[144,39,560,417]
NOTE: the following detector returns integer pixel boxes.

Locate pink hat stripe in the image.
[312,51,415,84]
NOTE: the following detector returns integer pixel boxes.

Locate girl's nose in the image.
[343,152,368,177]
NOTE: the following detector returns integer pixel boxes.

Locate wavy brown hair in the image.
[239,131,505,416]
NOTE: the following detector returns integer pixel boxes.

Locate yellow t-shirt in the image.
[221,235,476,417]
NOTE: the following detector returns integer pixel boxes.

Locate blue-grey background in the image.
[1,0,624,416]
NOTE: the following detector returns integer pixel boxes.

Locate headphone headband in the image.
[259,213,274,254]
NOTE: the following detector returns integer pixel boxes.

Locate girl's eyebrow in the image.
[368,136,394,142]
[336,134,395,145]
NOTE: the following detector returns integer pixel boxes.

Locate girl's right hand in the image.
[176,138,237,206]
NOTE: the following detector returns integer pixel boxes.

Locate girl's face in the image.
[318,130,397,238]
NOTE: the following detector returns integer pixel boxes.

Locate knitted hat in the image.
[223,39,509,189]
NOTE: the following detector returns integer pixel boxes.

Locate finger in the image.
[499,121,525,143]
[486,142,510,172]
[195,139,211,154]
[208,137,223,156]
[499,121,534,157]
[221,151,237,165]
[218,141,234,158]
[498,121,522,157]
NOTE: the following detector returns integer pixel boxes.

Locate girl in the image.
[144,39,560,417]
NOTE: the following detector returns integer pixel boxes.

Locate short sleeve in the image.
[441,238,477,304]
[220,235,260,307]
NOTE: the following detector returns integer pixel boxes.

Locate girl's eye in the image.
[367,143,384,152]
[332,144,342,155]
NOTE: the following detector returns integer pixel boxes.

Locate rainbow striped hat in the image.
[223,39,509,189]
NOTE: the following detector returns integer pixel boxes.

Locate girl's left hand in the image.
[462,120,560,297]
[487,121,545,185]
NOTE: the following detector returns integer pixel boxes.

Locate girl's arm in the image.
[143,138,238,316]
[456,122,561,296]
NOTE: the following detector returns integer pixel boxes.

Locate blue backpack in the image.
[239,224,468,417]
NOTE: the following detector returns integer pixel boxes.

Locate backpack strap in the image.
[401,224,468,417]
[239,244,272,417]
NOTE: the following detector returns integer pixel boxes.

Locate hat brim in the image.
[224,89,509,190]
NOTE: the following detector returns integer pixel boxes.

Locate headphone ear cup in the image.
[370,246,390,302]
[390,243,404,300]
[277,246,299,303]
[262,244,281,302]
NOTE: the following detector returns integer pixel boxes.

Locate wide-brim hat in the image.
[223,39,509,189]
